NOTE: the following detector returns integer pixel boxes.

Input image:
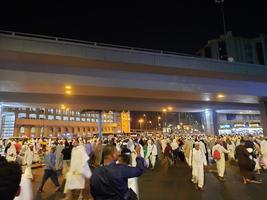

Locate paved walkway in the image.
[139,161,267,200]
[33,161,267,200]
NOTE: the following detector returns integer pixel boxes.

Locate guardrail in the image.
[0,29,200,58]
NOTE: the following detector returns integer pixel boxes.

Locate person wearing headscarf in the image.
[6,141,17,162]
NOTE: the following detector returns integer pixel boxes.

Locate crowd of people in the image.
[0,132,267,199]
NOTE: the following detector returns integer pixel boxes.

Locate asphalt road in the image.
[32,160,267,200]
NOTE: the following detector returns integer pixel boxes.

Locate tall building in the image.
[0,105,131,138]
[197,31,267,66]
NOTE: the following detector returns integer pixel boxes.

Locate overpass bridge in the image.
[0,30,267,135]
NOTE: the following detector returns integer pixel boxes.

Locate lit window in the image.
[29,114,37,119]
[87,118,91,122]
[63,116,69,121]
[39,114,45,119]
[76,117,80,121]
[56,116,62,120]
[70,117,75,121]
[18,113,27,119]
[81,118,86,122]
[20,127,25,133]
[48,115,54,120]
[31,127,35,133]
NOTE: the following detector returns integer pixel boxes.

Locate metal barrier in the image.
[0,29,200,58]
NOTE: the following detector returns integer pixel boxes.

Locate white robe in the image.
[145,144,157,168]
[6,144,17,162]
[64,145,92,192]
[260,140,267,169]
[14,174,33,200]
[227,142,235,160]
[189,148,207,188]
[24,149,34,179]
[212,144,229,177]
[131,144,144,167]
[128,177,139,199]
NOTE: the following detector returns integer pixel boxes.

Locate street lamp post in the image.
[162,107,173,134]
[143,114,147,132]
[215,0,227,36]
[157,116,161,130]
[138,118,144,132]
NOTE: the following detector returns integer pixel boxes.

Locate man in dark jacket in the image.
[90,144,145,200]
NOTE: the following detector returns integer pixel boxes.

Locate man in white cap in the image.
[189,142,207,190]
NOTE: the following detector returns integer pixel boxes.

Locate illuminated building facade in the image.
[0,106,130,138]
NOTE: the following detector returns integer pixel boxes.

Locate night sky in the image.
[1,0,266,54]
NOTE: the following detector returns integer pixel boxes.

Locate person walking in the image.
[37,144,60,192]
[64,139,92,200]
[145,139,158,170]
[212,140,229,181]
[24,144,34,180]
[189,142,207,190]
[235,139,261,184]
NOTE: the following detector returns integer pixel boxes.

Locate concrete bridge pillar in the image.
[0,104,2,137]
[260,102,267,136]
[202,109,218,135]
[98,111,103,138]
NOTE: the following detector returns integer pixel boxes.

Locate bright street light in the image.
[168,106,173,111]
[217,94,225,98]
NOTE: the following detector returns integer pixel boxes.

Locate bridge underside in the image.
[0,50,266,112]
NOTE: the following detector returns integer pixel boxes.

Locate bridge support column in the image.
[36,127,41,138]
[25,126,31,138]
[202,109,218,135]
[44,127,49,138]
[260,102,267,136]
[0,104,2,137]
[98,111,103,138]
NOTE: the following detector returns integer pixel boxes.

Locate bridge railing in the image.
[0,29,200,58]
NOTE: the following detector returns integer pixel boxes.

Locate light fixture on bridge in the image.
[217,94,225,98]
[167,106,173,111]
[65,90,72,95]
[65,85,72,89]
